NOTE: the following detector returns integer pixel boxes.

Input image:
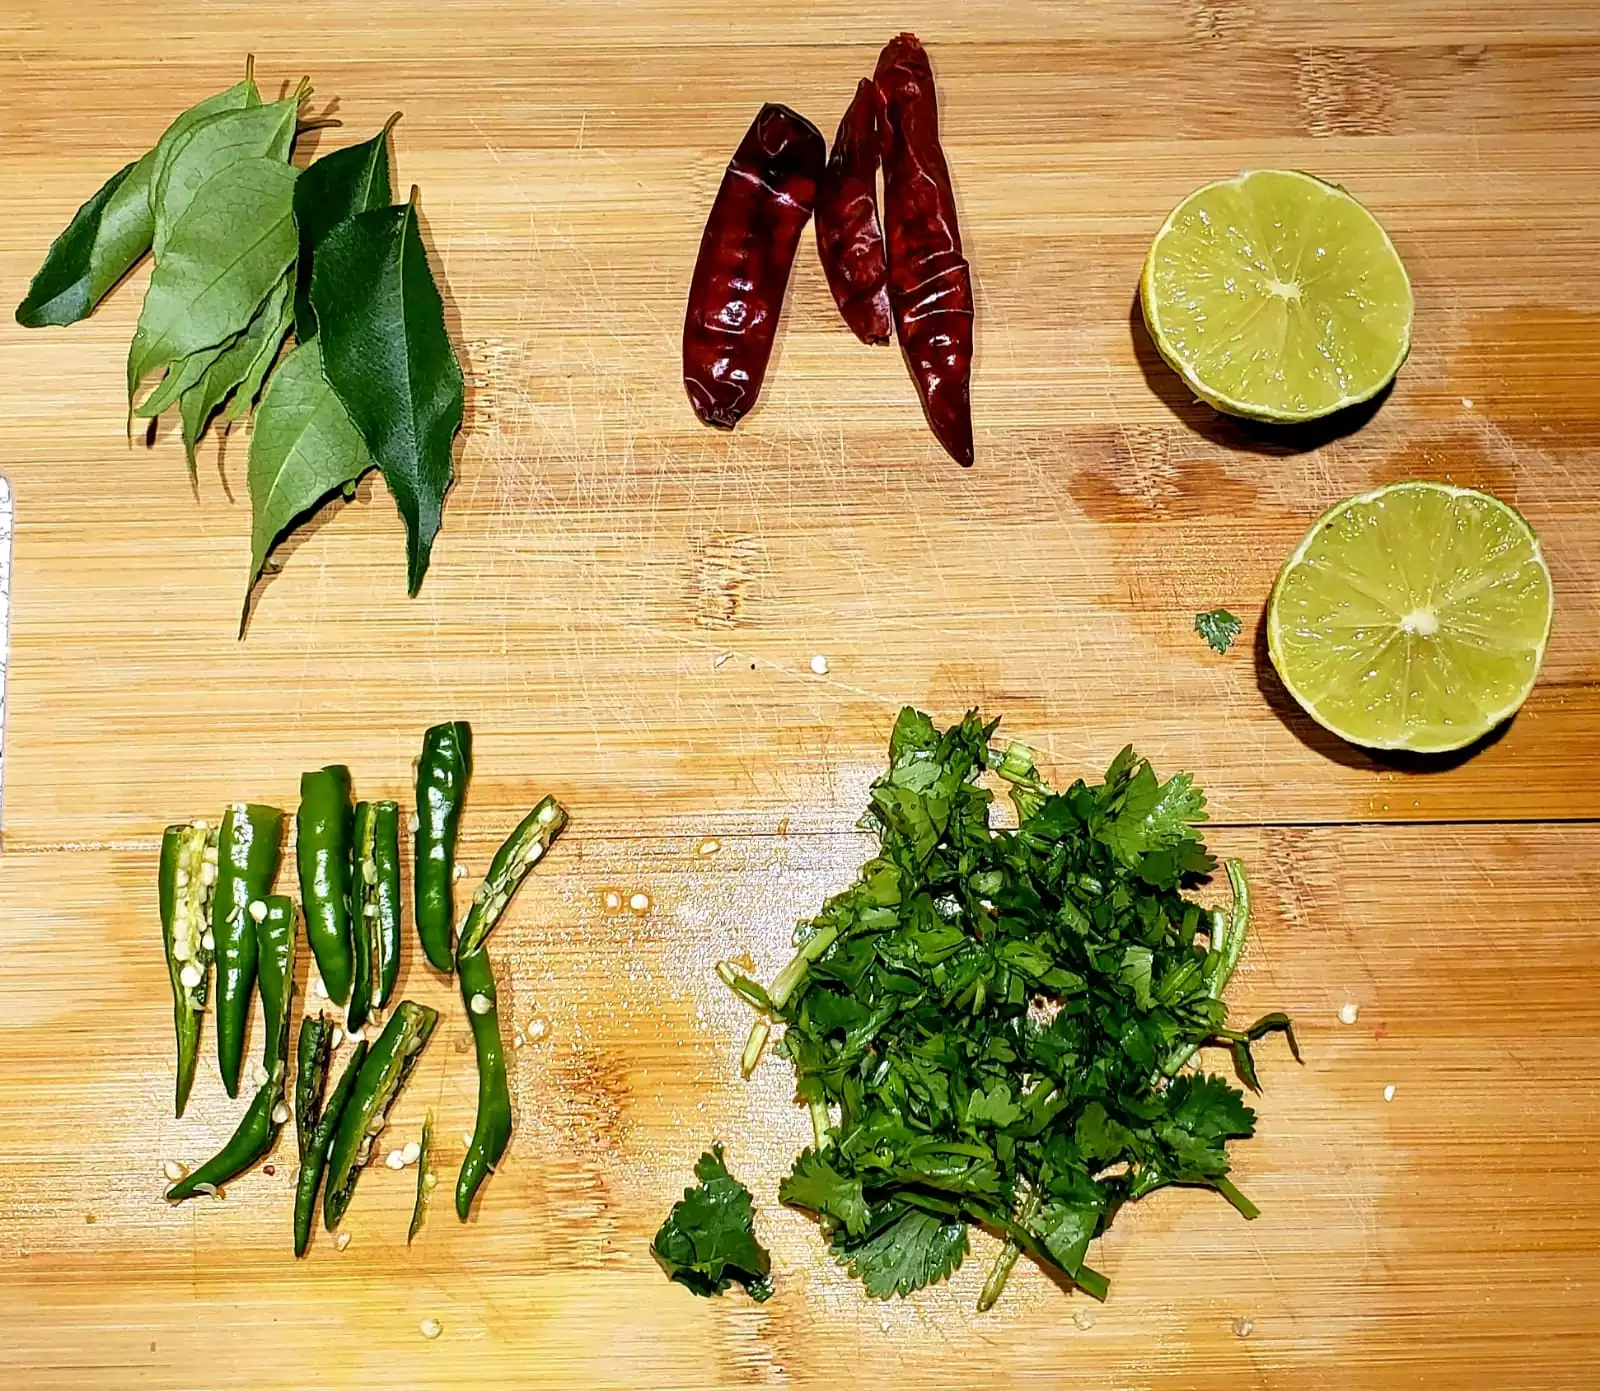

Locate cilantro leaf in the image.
[651,1145,772,1301]
[780,1147,870,1238]
[1195,608,1243,653]
[832,1206,969,1299]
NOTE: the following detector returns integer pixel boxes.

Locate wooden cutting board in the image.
[2,3,1598,1387]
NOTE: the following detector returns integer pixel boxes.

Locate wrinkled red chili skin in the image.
[815,79,891,345]
[683,104,825,429]
[875,33,975,466]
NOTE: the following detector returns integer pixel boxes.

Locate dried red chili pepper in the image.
[683,104,825,429]
[875,33,975,466]
[815,79,891,345]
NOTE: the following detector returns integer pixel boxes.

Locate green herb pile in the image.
[15,58,463,623]
[652,1145,773,1302]
[722,709,1295,1309]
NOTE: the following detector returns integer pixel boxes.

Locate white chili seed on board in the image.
[810,654,830,675]
[1233,1317,1254,1338]
[408,814,421,835]
[696,838,721,857]
[402,1141,422,1165]
[454,864,468,880]
[271,1103,290,1126]
[330,1027,344,1048]
[335,1232,350,1251]
[386,1150,406,1170]
[629,892,650,913]
[419,1318,442,1340]
[162,1160,186,1183]
[1383,1084,1397,1102]
[526,1017,549,1043]
[1338,1002,1360,1025]
[310,975,328,1000]
[602,891,622,912]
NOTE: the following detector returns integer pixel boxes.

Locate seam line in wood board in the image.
[7,815,1600,858]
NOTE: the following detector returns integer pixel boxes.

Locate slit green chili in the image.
[159,819,217,1118]
[212,802,284,1098]
[323,1000,438,1231]
[408,1110,434,1244]
[455,945,510,1220]
[255,895,296,1074]
[371,800,403,1008]
[348,800,402,1028]
[292,1037,368,1256]
[297,766,355,1005]
[455,796,568,958]
[413,721,472,972]
[167,944,293,1207]
[348,802,376,1033]
[294,1013,332,1161]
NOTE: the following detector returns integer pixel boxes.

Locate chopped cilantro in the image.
[651,1145,772,1301]
[726,709,1295,1309]
[1195,608,1243,653]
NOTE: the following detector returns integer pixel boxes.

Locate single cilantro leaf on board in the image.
[292,117,397,339]
[127,157,298,406]
[310,194,463,595]
[651,1144,772,1301]
[242,337,374,627]
[15,67,260,328]
[1196,608,1243,654]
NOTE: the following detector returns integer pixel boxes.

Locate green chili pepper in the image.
[213,803,284,1098]
[455,796,568,959]
[294,1014,332,1162]
[408,1110,434,1245]
[255,895,296,1074]
[159,819,217,1118]
[455,945,511,1220]
[323,1000,438,1231]
[297,766,355,1006]
[413,720,472,972]
[348,800,403,1029]
[371,800,403,1008]
[348,802,377,1034]
[293,1038,368,1256]
[167,1055,292,1204]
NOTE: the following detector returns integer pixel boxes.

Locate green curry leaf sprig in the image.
[724,708,1298,1309]
[15,62,464,627]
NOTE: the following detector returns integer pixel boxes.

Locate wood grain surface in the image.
[1,3,1597,1388]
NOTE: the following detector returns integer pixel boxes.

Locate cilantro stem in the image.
[739,1020,770,1078]
[1162,858,1251,1076]
[769,921,841,1009]
[977,1190,1038,1312]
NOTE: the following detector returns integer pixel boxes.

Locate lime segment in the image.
[1141,170,1413,422]
[1267,482,1553,753]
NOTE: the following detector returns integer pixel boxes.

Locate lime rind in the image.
[1267,482,1553,753]
[1141,169,1414,424]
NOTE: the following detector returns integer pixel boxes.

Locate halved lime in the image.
[1267,483,1553,753]
[1141,170,1413,422]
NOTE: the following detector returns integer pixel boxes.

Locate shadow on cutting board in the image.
[1251,599,1515,774]
[1127,293,1392,456]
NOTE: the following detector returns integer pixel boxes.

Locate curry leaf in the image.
[243,338,374,626]
[128,157,298,405]
[219,274,294,425]
[178,272,293,466]
[152,87,305,256]
[292,116,397,340]
[310,194,463,595]
[15,71,259,328]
